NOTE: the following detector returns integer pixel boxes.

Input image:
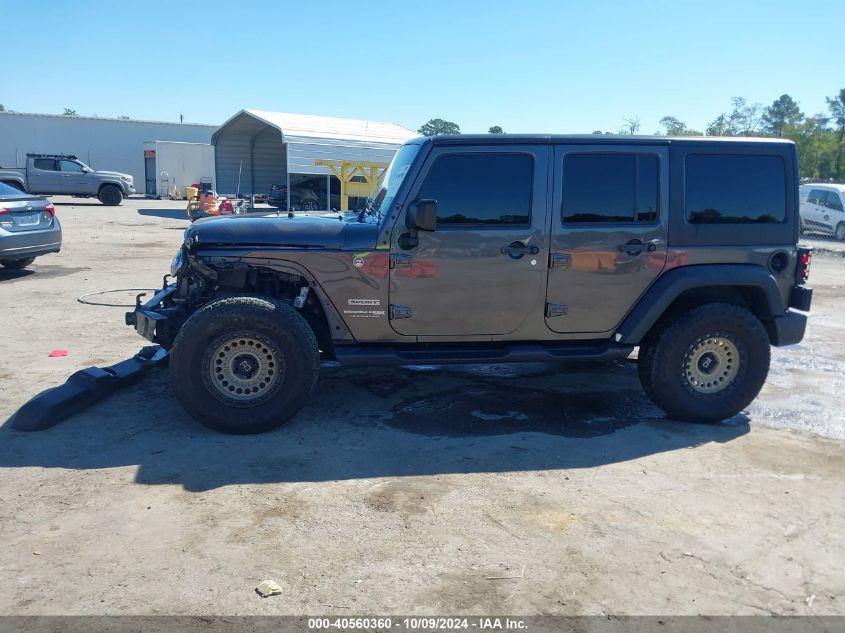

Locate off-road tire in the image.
[1,257,36,270]
[98,184,123,206]
[170,296,320,434]
[835,222,845,241]
[638,302,770,423]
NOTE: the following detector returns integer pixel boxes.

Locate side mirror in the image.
[405,199,437,232]
[399,199,437,250]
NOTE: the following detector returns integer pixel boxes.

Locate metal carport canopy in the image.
[211,109,418,195]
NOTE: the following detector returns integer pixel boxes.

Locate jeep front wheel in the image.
[98,184,123,206]
[638,303,770,423]
[169,296,320,434]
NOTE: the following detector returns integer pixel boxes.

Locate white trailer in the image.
[143,141,215,199]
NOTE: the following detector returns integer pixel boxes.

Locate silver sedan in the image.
[0,182,62,270]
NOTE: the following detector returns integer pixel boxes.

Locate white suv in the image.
[799,184,845,240]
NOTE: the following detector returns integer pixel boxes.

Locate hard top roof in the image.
[419,134,794,146]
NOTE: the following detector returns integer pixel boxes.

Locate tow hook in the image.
[294,286,310,309]
[135,292,147,308]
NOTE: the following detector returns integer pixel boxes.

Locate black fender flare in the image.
[196,253,355,343]
[616,264,785,345]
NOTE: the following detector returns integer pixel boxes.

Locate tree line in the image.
[651,89,845,180]
[418,86,845,180]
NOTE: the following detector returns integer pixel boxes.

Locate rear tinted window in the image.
[562,153,659,223]
[417,153,533,225]
[685,154,786,224]
[0,181,25,196]
[33,159,56,171]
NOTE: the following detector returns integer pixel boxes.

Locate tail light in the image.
[43,203,56,217]
[796,247,812,284]
[0,207,9,215]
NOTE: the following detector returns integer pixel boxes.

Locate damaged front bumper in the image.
[125,284,177,344]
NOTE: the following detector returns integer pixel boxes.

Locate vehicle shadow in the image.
[137,208,189,221]
[0,268,35,282]
[0,361,750,491]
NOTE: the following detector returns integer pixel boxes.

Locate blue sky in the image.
[3,0,844,134]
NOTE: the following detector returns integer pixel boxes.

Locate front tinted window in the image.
[417,153,533,225]
[562,153,658,223]
[59,160,84,173]
[686,154,786,224]
[807,189,825,204]
[33,159,56,171]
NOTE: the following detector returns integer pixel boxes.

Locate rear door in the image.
[545,144,669,334]
[388,145,549,337]
[27,159,63,194]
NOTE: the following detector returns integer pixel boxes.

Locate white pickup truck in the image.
[0,153,135,206]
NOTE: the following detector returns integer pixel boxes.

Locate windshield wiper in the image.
[357,197,380,223]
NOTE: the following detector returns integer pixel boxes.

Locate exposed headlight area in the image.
[120,175,132,183]
[170,248,186,276]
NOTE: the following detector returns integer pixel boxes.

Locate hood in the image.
[186,213,378,250]
[96,170,133,180]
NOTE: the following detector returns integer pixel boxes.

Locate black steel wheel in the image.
[169,296,320,434]
[98,184,123,206]
[638,303,770,423]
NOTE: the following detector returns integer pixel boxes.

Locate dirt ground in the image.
[0,197,843,616]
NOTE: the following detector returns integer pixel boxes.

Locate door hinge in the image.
[546,303,569,317]
[390,253,413,269]
[550,252,571,269]
[389,304,413,320]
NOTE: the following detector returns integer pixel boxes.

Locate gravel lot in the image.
[0,196,843,616]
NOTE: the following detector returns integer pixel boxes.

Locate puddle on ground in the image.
[384,384,653,438]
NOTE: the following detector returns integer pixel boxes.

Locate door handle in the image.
[618,239,659,255]
[501,242,539,258]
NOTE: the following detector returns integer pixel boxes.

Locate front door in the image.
[388,146,549,337]
[57,159,91,194]
[545,145,669,334]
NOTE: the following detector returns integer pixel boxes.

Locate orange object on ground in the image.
[199,191,220,216]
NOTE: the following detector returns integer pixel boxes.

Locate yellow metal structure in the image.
[314,159,389,211]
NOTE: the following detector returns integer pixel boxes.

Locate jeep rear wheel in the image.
[169,296,320,434]
[638,303,770,423]
[98,184,123,206]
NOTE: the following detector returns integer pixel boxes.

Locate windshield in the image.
[370,143,420,224]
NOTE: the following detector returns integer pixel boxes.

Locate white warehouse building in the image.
[0,109,418,207]
[212,110,418,209]
[0,112,216,188]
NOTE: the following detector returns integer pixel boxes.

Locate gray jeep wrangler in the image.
[126,135,813,434]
